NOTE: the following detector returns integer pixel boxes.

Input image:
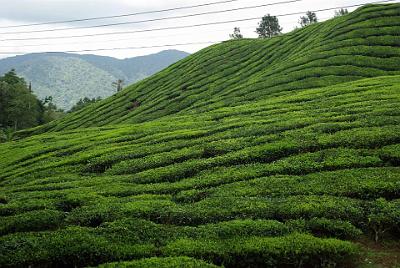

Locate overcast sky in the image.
[0,0,397,59]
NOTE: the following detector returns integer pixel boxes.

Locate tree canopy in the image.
[335,8,349,17]
[230,27,243,39]
[0,70,63,137]
[69,97,102,113]
[299,11,318,27]
[256,14,282,38]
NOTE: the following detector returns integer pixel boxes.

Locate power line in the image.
[0,0,396,42]
[0,30,237,49]
[0,41,223,55]
[0,0,301,35]
[0,16,334,49]
[0,0,248,29]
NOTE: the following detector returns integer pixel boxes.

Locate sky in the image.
[0,0,397,59]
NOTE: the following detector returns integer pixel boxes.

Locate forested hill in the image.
[0,50,189,110]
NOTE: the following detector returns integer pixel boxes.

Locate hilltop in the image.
[25,3,400,133]
[1,3,400,268]
[0,50,189,110]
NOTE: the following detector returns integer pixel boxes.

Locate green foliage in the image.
[287,218,363,240]
[299,11,318,27]
[21,4,400,133]
[0,4,400,267]
[163,234,358,267]
[0,227,156,267]
[0,70,64,135]
[69,96,102,113]
[229,27,243,39]
[256,14,282,38]
[0,195,7,204]
[335,8,349,17]
[0,51,189,110]
[367,198,400,242]
[0,127,14,142]
[380,144,400,166]
[98,257,221,268]
[0,70,41,131]
[0,209,65,235]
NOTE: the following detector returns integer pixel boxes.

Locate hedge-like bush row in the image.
[0,227,156,267]
[97,257,221,268]
[163,234,358,268]
[0,209,65,235]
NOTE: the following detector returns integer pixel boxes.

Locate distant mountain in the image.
[0,50,189,110]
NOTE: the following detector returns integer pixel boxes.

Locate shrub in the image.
[163,233,358,267]
[0,209,65,235]
[367,198,400,242]
[274,195,365,224]
[380,144,400,166]
[97,257,221,268]
[195,219,290,239]
[0,195,7,204]
[287,218,363,239]
[55,192,98,212]
[0,128,15,143]
[0,198,56,216]
[65,202,124,227]
[0,227,156,267]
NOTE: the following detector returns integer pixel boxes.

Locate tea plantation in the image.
[1,3,400,268]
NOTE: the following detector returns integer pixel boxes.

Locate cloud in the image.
[0,0,135,23]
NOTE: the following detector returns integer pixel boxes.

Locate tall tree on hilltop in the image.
[256,14,282,38]
[335,8,349,17]
[69,97,102,113]
[230,27,243,39]
[299,11,318,27]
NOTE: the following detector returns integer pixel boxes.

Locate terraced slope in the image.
[20,3,400,135]
[1,74,400,267]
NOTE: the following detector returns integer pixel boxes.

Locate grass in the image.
[1,3,400,268]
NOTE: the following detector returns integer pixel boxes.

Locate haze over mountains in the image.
[0,50,189,110]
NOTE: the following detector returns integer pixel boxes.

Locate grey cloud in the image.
[0,0,141,24]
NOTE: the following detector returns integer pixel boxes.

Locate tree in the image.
[256,14,282,38]
[335,8,349,17]
[0,70,63,136]
[0,70,40,131]
[39,96,65,124]
[299,11,318,27]
[112,79,124,92]
[1,69,22,85]
[0,127,15,142]
[69,97,101,113]
[230,27,243,39]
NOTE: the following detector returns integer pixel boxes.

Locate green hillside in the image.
[26,3,400,134]
[1,3,400,268]
[0,50,189,110]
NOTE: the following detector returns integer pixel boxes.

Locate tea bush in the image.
[97,257,221,268]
